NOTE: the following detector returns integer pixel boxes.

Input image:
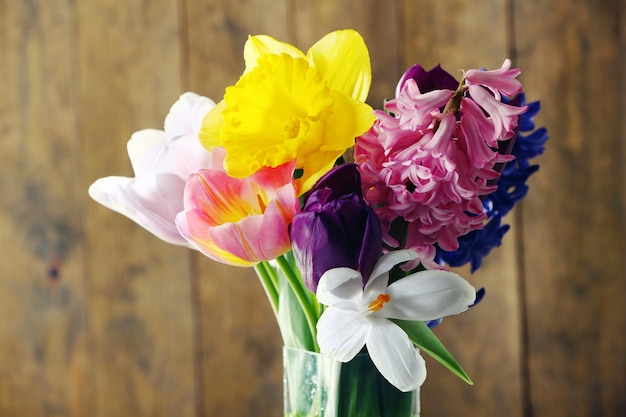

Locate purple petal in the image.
[396,64,459,97]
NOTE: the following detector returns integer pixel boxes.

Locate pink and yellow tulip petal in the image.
[176,163,299,266]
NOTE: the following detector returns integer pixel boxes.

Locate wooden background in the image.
[0,0,624,416]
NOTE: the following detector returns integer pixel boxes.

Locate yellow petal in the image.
[243,34,305,74]
[219,54,332,178]
[199,99,227,150]
[319,91,375,153]
[296,92,374,192]
[296,150,343,195]
[306,29,372,102]
[199,239,257,267]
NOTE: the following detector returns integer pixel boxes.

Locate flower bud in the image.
[290,164,382,292]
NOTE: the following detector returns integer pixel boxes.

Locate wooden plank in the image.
[0,1,94,416]
[183,0,290,97]
[400,0,511,71]
[76,1,196,416]
[399,1,525,417]
[183,1,289,415]
[2,1,622,416]
[515,1,626,416]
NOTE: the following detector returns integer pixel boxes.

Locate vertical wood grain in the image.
[183,0,291,97]
[400,0,511,70]
[515,1,626,416]
[400,1,525,417]
[182,1,289,415]
[0,0,624,416]
[0,1,93,416]
[77,1,196,416]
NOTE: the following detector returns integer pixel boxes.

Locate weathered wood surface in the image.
[0,0,623,416]
[516,1,626,416]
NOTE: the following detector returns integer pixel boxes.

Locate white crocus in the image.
[316,250,476,392]
[89,92,216,246]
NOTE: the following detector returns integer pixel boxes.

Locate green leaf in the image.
[277,264,315,351]
[392,319,473,385]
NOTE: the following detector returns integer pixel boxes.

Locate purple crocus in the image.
[290,164,382,292]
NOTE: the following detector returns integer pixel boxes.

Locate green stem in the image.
[260,260,279,292]
[275,255,320,352]
[254,262,279,317]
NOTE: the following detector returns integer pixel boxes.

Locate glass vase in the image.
[283,346,420,417]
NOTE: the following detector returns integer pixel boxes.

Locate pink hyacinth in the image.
[355,60,527,268]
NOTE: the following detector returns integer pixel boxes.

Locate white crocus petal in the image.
[383,270,476,321]
[316,267,365,307]
[363,250,418,299]
[366,250,418,287]
[317,307,371,362]
[362,271,390,303]
[367,318,427,392]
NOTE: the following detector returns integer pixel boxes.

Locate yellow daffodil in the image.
[200,29,375,194]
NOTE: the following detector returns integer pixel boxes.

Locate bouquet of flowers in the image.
[89,29,547,416]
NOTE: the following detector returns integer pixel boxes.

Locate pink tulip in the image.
[88,92,217,246]
[175,161,300,266]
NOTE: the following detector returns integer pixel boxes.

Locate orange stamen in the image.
[368,293,391,312]
[256,194,267,212]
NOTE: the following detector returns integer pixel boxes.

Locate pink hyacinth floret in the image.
[355,60,527,268]
[465,59,522,98]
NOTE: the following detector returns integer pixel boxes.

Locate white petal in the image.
[384,270,476,320]
[362,271,390,303]
[316,267,364,307]
[366,250,418,289]
[317,307,371,362]
[164,92,216,137]
[366,318,426,392]
[89,176,132,209]
[156,134,214,179]
[127,129,168,176]
[128,94,216,179]
[88,175,190,246]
